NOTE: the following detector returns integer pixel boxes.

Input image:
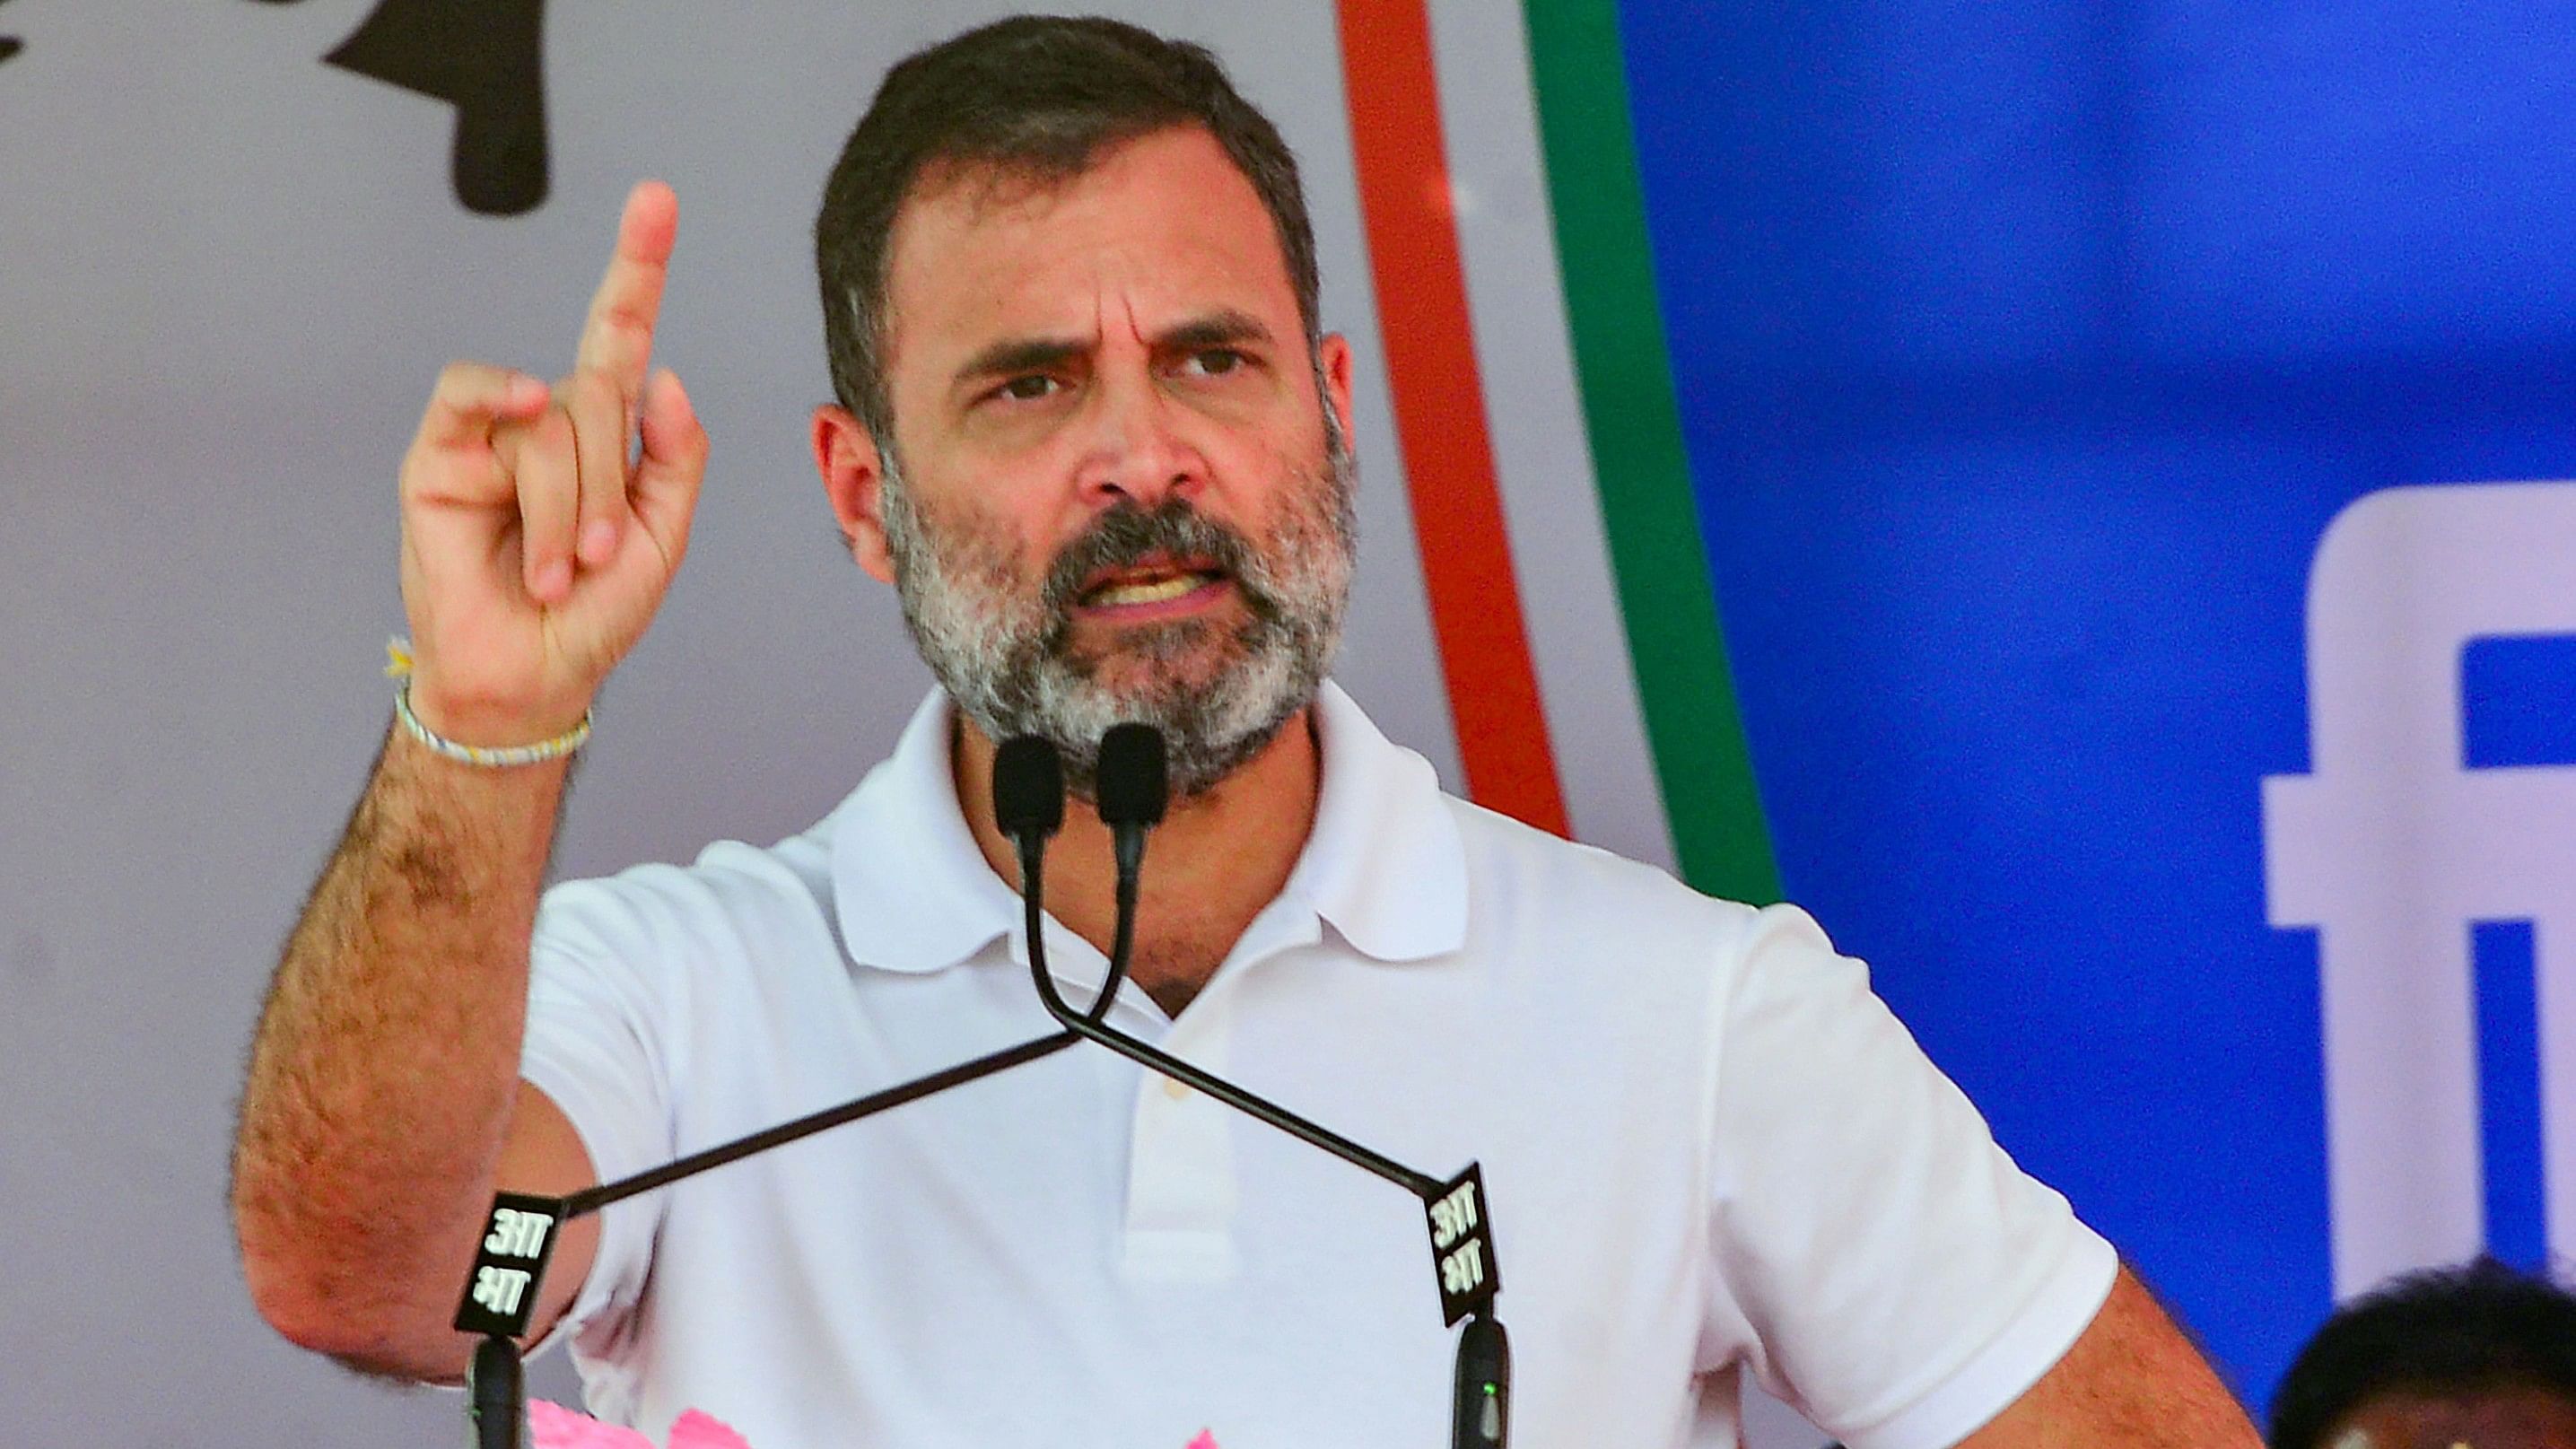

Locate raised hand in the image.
[395,179,708,746]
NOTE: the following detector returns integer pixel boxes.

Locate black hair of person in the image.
[2269,1256,2576,1449]
[814,14,1321,450]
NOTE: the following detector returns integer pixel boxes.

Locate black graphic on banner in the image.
[330,0,548,214]
[1,1,22,67]
[260,0,550,215]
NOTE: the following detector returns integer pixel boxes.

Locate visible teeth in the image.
[1090,572,1208,607]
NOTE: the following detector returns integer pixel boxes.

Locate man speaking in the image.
[230,15,2257,1447]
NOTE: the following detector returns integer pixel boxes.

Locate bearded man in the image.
[231,15,2258,1449]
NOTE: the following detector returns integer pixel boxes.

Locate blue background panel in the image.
[2473,921,2548,1272]
[1699,426,2343,1400]
[2463,635,2576,769]
[2129,1,2576,362]
[1619,0,2111,380]
[1619,0,2576,1412]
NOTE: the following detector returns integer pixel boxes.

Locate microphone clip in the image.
[452,1191,566,1340]
[1424,1163,1501,1325]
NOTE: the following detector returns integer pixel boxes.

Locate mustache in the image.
[1035,500,1278,623]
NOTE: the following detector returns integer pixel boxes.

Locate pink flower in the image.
[666,1410,754,1449]
[527,1400,651,1449]
[527,1400,752,1449]
[528,1400,1197,1449]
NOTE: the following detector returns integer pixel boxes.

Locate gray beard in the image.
[878,435,1357,800]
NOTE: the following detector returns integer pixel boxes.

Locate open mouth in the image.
[1075,556,1229,611]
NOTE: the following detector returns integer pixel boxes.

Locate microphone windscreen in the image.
[992,736,1065,839]
[1095,724,1168,829]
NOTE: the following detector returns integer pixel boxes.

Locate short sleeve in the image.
[515,869,694,1359]
[1701,904,2119,1449]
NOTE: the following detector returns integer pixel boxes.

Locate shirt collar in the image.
[1284,680,1468,962]
[825,691,1024,975]
[826,682,1467,976]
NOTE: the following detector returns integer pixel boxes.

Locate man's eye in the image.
[1183,349,1246,378]
[997,374,1060,402]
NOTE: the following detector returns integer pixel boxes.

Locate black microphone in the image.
[468,1333,525,1449]
[995,731,1088,1043]
[996,734,1424,1188]
[1096,722,1167,835]
[992,735,1066,844]
[1453,1313,1510,1447]
[999,729,1512,1446]
[1088,723,1166,1021]
[994,734,1068,1023]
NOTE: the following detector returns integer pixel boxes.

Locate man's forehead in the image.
[2331,1384,2576,1449]
[878,127,1298,362]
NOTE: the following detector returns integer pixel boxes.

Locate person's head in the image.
[809,16,1356,798]
[2269,1258,2576,1449]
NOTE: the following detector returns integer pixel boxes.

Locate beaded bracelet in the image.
[386,639,592,767]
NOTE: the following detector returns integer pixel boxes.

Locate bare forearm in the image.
[231,723,567,1361]
[235,183,701,1373]
[1963,1267,2258,1448]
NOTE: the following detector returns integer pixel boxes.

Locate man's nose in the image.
[1075,369,1206,511]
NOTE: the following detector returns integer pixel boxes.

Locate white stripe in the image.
[1424,0,1678,872]
[1419,29,1838,1449]
[1190,0,1471,798]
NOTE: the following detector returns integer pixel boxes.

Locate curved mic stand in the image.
[446,724,1507,1448]
[451,1031,1085,1448]
[1083,723,1162,1025]
[995,728,1514,1448]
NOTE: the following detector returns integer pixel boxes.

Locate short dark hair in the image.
[814,14,1322,448]
[2268,1257,2576,1449]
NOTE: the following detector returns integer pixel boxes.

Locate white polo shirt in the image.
[520,683,2117,1449]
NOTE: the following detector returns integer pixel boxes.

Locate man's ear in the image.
[1316,331,1356,447]
[813,405,897,584]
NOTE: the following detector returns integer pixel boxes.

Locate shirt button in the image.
[1162,1075,1192,1101]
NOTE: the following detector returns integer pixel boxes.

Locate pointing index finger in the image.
[575,179,678,400]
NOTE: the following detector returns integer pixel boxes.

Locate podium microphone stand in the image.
[444,725,1512,1448]
[998,728,1513,1448]
[447,1029,1082,1447]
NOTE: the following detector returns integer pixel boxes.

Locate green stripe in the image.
[1518,0,1782,904]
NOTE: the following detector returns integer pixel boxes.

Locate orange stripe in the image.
[1337,0,1571,836]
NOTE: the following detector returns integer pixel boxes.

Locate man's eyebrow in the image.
[1156,310,1275,352]
[950,311,1278,388]
[953,336,1088,386]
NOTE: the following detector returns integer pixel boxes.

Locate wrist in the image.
[389,642,594,766]
[396,681,591,768]
[403,680,592,748]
